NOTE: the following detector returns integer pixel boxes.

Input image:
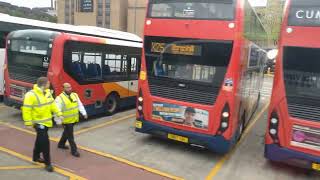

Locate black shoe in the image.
[71,151,80,157]
[58,145,69,150]
[45,165,54,172]
[33,158,45,164]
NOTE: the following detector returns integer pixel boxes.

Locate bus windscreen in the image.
[283,46,320,99]
[288,0,320,27]
[8,40,51,71]
[148,0,235,20]
[145,36,232,85]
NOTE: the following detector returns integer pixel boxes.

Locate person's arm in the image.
[51,95,62,117]
[76,94,87,117]
[22,92,34,126]
[53,96,64,125]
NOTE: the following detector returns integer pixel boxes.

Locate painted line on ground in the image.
[0,146,87,180]
[74,113,135,135]
[0,165,41,170]
[265,74,274,77]
[205,103,269,180]
[0,121,184,180]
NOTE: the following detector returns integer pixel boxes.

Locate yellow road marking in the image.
[0,147,87,180]
[265,74,274,77]
[0,165,41,170]
[0,120,183,180]
[205,103,269,180]
[74,114,135,135]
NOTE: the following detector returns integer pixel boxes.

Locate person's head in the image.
[184,107,196,123]
[37,77,50,90]
[63,83,72,95]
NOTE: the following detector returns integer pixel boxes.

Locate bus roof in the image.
[0,13,142,43]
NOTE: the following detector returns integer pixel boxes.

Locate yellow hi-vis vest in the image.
[57,92,80,124]
[22,85,62,127]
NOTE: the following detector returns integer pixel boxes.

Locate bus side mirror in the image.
[267,49,278,60]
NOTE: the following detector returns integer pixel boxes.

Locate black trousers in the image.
[33,124,51,165]
[58,123,77,153]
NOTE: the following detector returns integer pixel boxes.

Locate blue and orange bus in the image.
[4,29,142,116]
[136,0,267,153]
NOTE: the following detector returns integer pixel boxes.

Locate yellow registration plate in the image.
[167,133,189,143]
[135,121,142,129]
[312,163,320,171]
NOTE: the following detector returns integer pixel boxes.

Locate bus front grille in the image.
[287,97,320,122]
[149,84,217,105]
[9,72,39,84]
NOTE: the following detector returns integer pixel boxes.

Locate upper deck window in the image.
[148,0,235,20]
[288,0,320,27]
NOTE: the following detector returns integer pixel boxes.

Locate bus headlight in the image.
[269,111,280,144]
[221,122,228,128]
[269,129,277,135]
[138,97,143,102]
[138,105,143,111]
[218,103,230,134]
[222,112,229,118]
[271,118,278,124]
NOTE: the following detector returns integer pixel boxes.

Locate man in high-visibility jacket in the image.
[55,83,87,157]
[22,77,63,172]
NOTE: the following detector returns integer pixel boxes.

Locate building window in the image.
[79,0,94,12]
[97,16,103,27]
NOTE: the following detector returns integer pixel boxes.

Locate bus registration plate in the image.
[312,163,320,171]
[135,121,142,129]
[168,133,188,143]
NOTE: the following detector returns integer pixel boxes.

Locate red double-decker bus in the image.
[265,0,320,170]
[136,0,267,153]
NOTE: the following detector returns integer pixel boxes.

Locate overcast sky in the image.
[0,0,267,9]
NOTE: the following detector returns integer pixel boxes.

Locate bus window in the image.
[145,37,232,87]
[83,52,102,79]
[104,53,127,81]
[148,0,235,20]
[7,39,51,79]
[129,56,140,80]
[283,46,320,102]
[64,41,103,83]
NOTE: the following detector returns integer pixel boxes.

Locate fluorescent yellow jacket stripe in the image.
[22,85,62,127]
[57,92,79,124]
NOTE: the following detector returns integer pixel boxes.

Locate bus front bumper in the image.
[135,119,237,154]
[265,144,320,170]
[4,96,22,109]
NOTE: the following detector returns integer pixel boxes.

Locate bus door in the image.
[128,55,140,97]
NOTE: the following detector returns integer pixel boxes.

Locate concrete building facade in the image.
[57,0,147,37]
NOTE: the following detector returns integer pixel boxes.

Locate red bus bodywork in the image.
[265,0,320,169]
[136,0,265,153]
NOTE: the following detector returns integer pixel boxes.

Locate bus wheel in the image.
[238,112,245,141]
[105,93,119,115]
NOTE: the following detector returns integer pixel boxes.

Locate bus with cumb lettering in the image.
[135,0,267,153]
[265,0,320,170]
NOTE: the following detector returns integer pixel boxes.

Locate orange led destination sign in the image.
[151,42,202,56]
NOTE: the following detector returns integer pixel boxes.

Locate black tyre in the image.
[238,112,245,141]
[105,93,119,115]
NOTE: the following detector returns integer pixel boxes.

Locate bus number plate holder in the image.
[135,121,142,129]
[312,163,320,171]
[168,133,188,143]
